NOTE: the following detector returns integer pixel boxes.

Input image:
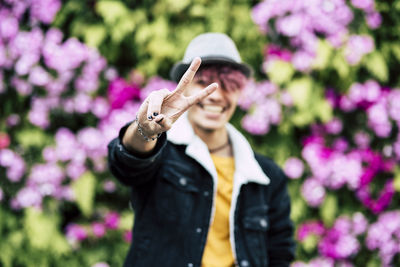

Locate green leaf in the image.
[266,60,295,85]
[287,77,313,109]
[312,39,333,70]
[15,128,51,148]
[120,211,134,231]
[363,51,388,82]
[319,193,337,227]
[315,100,333,123]
[95,0,129,25]
[71,171,96,217]
[24,208,70,254]
[332,53,350,78]
[394,167,400,192]
[303,234,318,253]
[392,44,400,62]
[83,25,107,48]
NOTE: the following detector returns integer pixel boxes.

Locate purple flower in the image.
[91,97,110,119]
[0,187,3,202]
[14,187,42,209]
[91,222,106,238]
[345,35,374,65]
[104,212,120,230]
[284,157,304,179]
[77,127,106,159]
[30,0,61,24]
[325,117,343,134]
[366,210,400,266]
[74,93,92,114]
[318,228,360,259]
[28,66,52,86]
[352,212,368,235]
[292,51,314,72]
[66,162,86,180]
[11,77,33,96]
[140,76,176,101]
[351,0,375,12]
[0,11,19,40]
[301,178,326,207]
[354,131,371,149]
[103,180,116,193]
[366,11,382,29]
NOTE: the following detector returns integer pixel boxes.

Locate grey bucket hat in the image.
[170,33,252,82]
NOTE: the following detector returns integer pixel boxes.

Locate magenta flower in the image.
[104,212,120,230]
[107,78,140,110]
[297,220,325,242]
[91,222,106,238]
[124,230,132,243]
[66,223,88,242]
[103,180,116,193]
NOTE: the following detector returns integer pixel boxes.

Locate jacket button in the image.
[240,260,249,267]
[187,263,193,267]
[260,218,268,228]
[203,191,209,197]
[196,227,202,233]
[179,177,187,186]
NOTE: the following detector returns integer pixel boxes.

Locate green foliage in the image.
[319,193,338,227]
[24,208,70,254]
[71,172,96,217]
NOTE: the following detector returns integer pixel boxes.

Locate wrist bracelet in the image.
[134,116,161,142]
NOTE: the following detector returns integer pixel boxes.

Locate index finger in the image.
[173,57,202,94]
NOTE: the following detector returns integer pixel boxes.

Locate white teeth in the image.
[202,105,224,113]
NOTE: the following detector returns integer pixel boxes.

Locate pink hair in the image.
[193,64,248,92]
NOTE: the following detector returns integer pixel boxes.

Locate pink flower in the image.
[345,35,374,65]
[104,212,120,230]
[0,132,11,149]
[283,157,304,179]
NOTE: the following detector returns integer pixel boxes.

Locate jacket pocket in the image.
[155,162,199,223]
[242,205,269,266]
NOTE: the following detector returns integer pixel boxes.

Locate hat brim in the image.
[169,56,253,82]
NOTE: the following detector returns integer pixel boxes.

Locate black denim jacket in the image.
[107,123,295,267]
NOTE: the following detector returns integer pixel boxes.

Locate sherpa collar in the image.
[167,113,270,187]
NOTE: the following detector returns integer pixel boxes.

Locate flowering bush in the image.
[1,0,400,266]
[250,0,400,266]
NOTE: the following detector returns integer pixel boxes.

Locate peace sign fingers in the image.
[173,57,202,95]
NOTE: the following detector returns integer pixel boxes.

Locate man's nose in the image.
[207,86,224,101]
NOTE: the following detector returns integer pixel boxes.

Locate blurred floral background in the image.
[1,0,400,266]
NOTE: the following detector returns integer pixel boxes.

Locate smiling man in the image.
[108,33,295,267]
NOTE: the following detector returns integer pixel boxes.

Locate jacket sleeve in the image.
[256,155,296,266]
[107,122,167,186]
[267,170,296,266]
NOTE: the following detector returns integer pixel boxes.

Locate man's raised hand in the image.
[136,57,218,138]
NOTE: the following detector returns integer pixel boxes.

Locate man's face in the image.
[186,80,242,132]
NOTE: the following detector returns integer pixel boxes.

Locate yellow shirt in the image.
[201,154,235,267]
